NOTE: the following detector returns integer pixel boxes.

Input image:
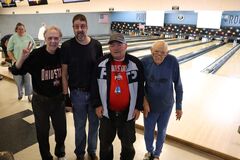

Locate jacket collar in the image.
[108,52,129,65]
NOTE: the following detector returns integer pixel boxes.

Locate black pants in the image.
[99,114,136,160]
[32,92,67,160]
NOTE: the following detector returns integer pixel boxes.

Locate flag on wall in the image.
[99,14,109,24]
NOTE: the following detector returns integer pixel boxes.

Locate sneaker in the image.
[153,157,159,160]
[58,157,66,160]
[88,153,98,160]
[143,152,153,160]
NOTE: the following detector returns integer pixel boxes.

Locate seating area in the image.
[0,53,13,81]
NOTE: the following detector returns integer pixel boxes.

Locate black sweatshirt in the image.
[10,46,62,97]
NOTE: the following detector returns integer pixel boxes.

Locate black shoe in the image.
[18,96,23,100]
[76,155,84,160]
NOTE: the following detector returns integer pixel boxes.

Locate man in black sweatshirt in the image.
[9,26,67,160]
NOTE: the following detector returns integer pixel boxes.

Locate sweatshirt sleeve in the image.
[9,51,34,75]
[9,62,28,75]
[173,59,183,110]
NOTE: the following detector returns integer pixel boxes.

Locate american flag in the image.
[99,14,109,24]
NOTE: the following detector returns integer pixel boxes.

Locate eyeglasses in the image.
[73,25,87,30]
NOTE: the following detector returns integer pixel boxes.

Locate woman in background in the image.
[7,22,35,102]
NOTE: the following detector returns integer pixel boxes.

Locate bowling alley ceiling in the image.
[0,0,240,15]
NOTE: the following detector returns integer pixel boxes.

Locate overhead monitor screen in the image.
[63,0,90,3]
[146,11,165,26]
[197,11,222,29]
[1,0,17,7]
[28,0,48,6]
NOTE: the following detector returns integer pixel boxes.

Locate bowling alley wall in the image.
[0,0,240,41]
[110,11,240,41]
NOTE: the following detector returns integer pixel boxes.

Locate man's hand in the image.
[21,41,34,60]
[143,104,150,118]
[64,94,73,112]
[15,41,34,69]
[176,109,183,120]
[133,109,140,121]
[96,106,103,118]
[64,93,72,107]
[143,96,150,118]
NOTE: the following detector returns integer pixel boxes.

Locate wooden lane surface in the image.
[216,48,240,79]
[180,43,233,72]
[169,70,240,159]
[136,70,240,159]
[171,41,219,57]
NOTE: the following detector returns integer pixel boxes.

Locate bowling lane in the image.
[103,39,190,54]
[99,37,134,44]
[98,36,145,44]
[215,48,240,79]
[128,40,204,58]
[180,43,233,72]
[100,36,163,45]
[168,39,201,50]
[92,35,110,40]
[170,41,218,57]
[102,39,161,50]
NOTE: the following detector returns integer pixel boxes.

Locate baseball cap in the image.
[108,32,126,44]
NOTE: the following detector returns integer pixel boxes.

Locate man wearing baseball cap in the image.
[92,32,144,160]
[108,32,126,44]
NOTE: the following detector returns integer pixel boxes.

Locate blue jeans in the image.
[70,89,99,157]
[144,108,172,157]
[13,73,32,97]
